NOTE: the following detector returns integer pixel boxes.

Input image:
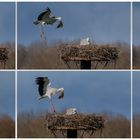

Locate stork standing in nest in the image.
[66,108,77,115]
[33,7,63,28]
[36,77,64,113]
[80,37,91,46]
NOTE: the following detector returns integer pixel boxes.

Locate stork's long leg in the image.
[49,98,56,113]
[39,25,47,47]
[42,26,47,46]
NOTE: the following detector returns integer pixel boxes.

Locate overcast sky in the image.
[17,2,130,46]
[0,2,15,43]
[133,2,140,46]
[133,71,140,113]
[18,71,131,118]
[0,72,15,119]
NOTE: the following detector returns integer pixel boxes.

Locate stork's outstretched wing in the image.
[57,21,63,28]
[38,7,51,21]
[36,77,50,96]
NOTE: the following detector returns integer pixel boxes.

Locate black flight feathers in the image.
[37,7,51,21]
[35,77,49,96]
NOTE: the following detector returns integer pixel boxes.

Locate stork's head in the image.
[59,88,64,92]
[56,16,62,21]
[73,108,77,113]
[58,88,64,99]
[60,88,64,95]
[62,87,64,91]
[86,37,90,45]
[86,37,90,42]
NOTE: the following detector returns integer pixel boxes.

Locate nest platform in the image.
[0,48,8,68]
[46,114,104,131]
[0,48,8,61]
[59,44,119,69]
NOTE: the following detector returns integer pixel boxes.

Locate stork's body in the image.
[80,37,91,46]
[66,108,77,115]
[36,77,64,113]
[38,87,64,100]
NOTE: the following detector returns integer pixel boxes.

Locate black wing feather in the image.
[38,7,51,20]
[36,77,49,96]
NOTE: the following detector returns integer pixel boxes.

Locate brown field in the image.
[0,43,15,69]
[0,114,15,138]
[17,111,130,138]
[18,42,130,69]
[133,113,140,138]
[133,46,140,69]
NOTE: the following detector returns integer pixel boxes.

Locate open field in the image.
[133,113,140,138]
[18,42,130,69]
[0,43,15,69]
[17,111,130,138]
[0,114,15,138]
[133,46,140,69]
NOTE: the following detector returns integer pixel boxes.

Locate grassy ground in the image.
[133,45,140,69]
[0,114,15,138]
[133,113,140,138]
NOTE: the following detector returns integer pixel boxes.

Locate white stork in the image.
[80,37,91,46]
[66,108,77,115]
[36,77,64,113]
[33,7,63,28]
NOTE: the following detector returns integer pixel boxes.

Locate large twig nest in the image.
[59,44,119,61]
[46,114,105,130]
[0,48,8,61]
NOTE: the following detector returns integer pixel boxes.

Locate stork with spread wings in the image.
[36,77,64,113]
[33,7,63,28]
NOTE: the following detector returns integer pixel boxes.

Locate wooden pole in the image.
[67,129,77,138]
[80,60,91,69]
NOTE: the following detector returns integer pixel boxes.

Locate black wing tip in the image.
[58,91,64,99]
[57,21,63,29]
[46,7,51,12]
[35,77,49,84]
[36,76,48,79]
